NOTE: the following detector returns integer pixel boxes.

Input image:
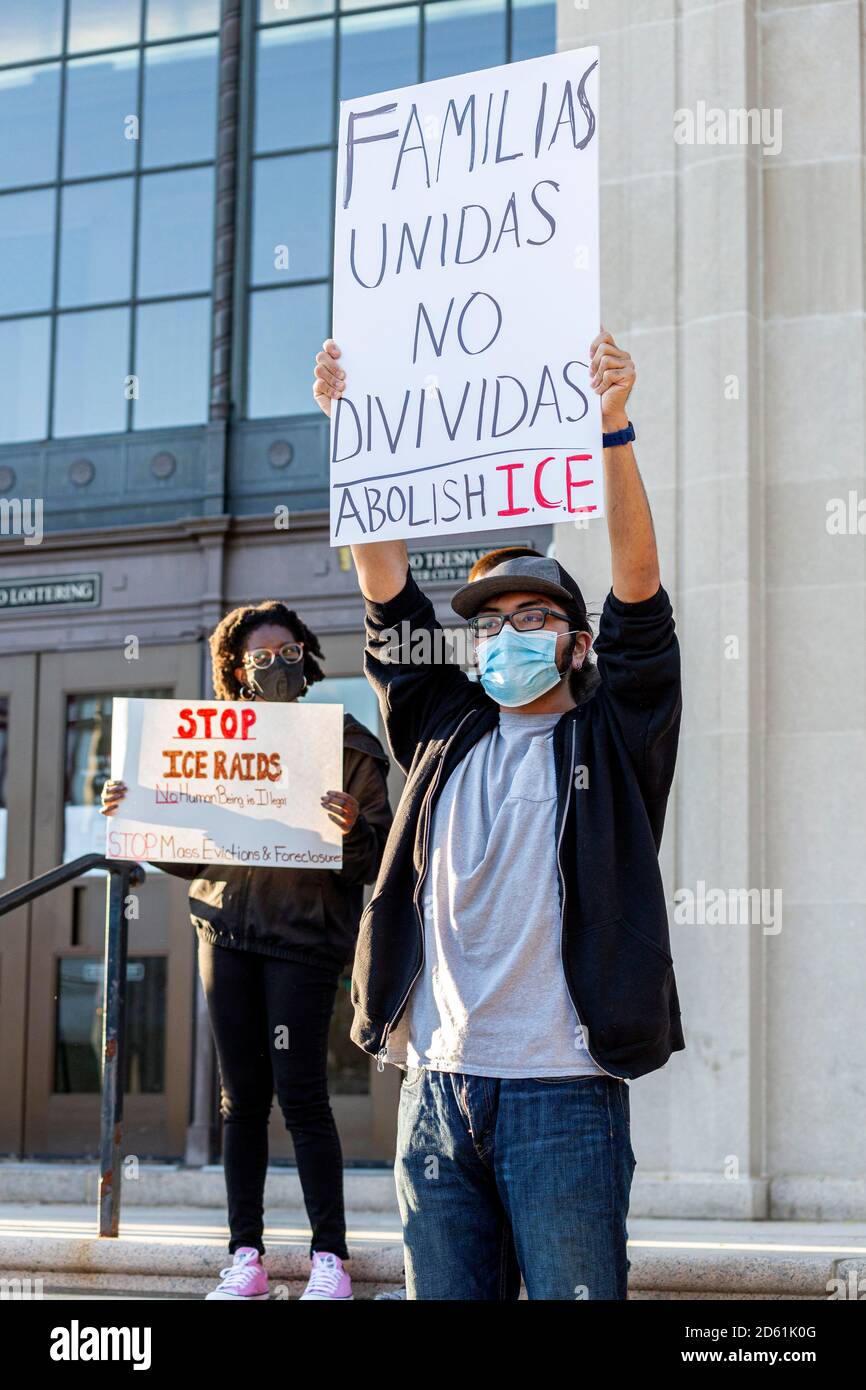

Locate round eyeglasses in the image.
[244,641,304,669]
[468,607,574,639]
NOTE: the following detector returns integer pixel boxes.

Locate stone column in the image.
[555,0,865,1218]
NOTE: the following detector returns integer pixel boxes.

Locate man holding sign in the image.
[313,327,683,1300]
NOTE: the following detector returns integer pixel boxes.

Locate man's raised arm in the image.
[588,330,680,811]
[312,338,480,769]
[590,329,661,604]
[312,337,409,602]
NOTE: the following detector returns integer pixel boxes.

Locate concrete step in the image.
[2,1202,865,1300]
[0,1205,405,1300]
[4,1162,862,1223]
[0,1162,400,1211]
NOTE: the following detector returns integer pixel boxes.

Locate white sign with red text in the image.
[330,44,602,545]
[106,698,344,870]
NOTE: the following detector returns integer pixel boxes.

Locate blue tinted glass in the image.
[68,0,142,52]
[251,153,332,286]
[64,51,139,179]
[59,179,135,307]
[260,0,333,18]
[0,65,60,190]
[340,0,414,9]
[147,0,220,40]
[137,167,215,296]
[304,675,380,739]
[339,8,419,101]
[255,22,334,153]
[133,298,210,428]
[142,38,218,168]
[0,190,55,314]
[248,284,329,418]
[53,308,130,437]
[0,1,64,62]
[512,0,555,59]
[424,0,506,80]
[0,318,50,443]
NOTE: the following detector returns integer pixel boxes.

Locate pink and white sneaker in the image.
[205,1247,270,1300]
[299,1251,353,1300]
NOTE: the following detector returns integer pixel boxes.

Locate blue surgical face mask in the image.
[477,625,570,708]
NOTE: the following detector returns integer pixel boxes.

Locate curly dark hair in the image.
[209,601,326,701]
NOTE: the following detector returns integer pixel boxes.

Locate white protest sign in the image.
[330,45,602,547]
[106,698,344,870]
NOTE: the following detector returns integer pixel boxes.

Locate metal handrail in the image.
[0,852,145,1238]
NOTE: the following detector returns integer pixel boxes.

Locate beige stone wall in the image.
[555,0,865,1217]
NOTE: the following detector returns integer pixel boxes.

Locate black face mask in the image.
[247,658,306,703]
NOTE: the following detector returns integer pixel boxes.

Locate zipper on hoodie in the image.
[556,718,622,1082]
[377,706,483,1070]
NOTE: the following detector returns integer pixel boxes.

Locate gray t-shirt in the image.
[384,708,613,1079]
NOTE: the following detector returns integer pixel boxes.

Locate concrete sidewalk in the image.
[2,1202,865,1300]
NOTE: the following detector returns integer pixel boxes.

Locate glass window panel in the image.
[133,298,210,428]
[424,0,506,81]
[142,37,219,168]
[340,0,414,9]
[0,65,61,190]
[512,0,555,60]
[147,0,221,41]
[260,0,333,19]
[0,190,55,315]
[68,0,142,53]
[137,167,214,297]
[328,973,369,1095]
[63,51,139,180]
[0,317,50,443]
[251,152,331,286]
[53,307,130,437]
[0,696,7,879]
[59,179,135,307]
[304,674,380,740]
[248,283,329,418]
[0,1,64,63]
[255,21,334,153]
[54,956,167,1094]
[339,7,419,102]
[63,689,172,860]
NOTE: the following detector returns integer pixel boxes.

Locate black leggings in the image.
[197,937,348,1261]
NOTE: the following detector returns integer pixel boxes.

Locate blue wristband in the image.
[602,421,636,449]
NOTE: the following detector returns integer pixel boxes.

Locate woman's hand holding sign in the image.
[320,790,360,835]
[100,780,127,817]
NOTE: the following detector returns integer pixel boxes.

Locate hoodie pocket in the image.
[567,916,674,1054]
[618,915,673,966]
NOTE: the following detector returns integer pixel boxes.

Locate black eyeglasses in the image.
[468,607,576,639]
[244,642,304,669]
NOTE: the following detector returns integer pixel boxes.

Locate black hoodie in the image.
[161,712,392,970]
[350,566,685,1081]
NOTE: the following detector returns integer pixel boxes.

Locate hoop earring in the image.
[239,684,256,701]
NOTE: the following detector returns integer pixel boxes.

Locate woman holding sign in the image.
[102,601,392,1302]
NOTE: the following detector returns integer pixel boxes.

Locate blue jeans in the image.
[394,1070,636,1300]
